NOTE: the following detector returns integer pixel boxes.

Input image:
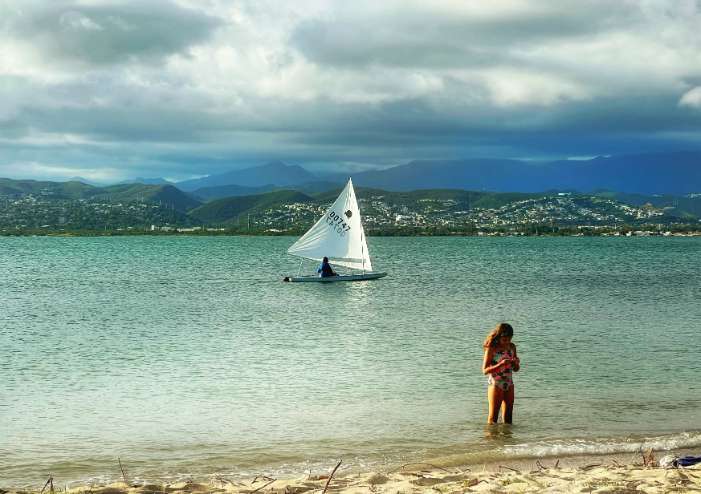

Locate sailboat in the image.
[283,178,387,282]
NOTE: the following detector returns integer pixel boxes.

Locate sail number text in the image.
[326,211,351,236]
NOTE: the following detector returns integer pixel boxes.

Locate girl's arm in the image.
[483,348,508,374]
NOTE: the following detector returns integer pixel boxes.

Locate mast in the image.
[361,229,365,274]
[355,177,366,274]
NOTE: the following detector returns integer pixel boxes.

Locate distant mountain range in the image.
[157,151,701,196]
[177,161,316,191]
[5,150,700,213]
[346,152,701,194]
[120,177,174,185]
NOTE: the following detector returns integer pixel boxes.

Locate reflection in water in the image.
[484,423,514,442]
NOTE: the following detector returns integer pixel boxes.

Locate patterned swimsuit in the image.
[487,348,514,391]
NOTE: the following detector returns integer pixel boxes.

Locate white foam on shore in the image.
[6,431,701,489]
[502,431,701,459]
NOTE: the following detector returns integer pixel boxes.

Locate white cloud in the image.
[679,87,701,109]
[2,0,701,178]
[472,69,592,107]
[3,161,123,182]
[59,11,104,31]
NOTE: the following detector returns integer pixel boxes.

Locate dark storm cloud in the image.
[290,2,637,69]
[7,1,221,65]
[0,72,223,141]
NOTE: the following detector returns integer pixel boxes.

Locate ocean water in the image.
[1,236,700,487]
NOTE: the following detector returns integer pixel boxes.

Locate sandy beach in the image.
[9,451,701,494]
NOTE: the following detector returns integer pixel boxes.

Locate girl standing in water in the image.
[482,323,520,424]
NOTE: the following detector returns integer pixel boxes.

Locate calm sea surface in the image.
[1,236,700,487]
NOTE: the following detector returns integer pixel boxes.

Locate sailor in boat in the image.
[284,178,387,282]
[317,257,337,278]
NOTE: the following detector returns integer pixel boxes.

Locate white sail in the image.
[287,178,373,271]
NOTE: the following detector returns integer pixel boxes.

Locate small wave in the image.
[502,431,701,459]
[423,431,701,468]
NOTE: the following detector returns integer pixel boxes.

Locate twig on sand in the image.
[40,475,54,494]
[118,458,129,485]
[685,471,701,483]
[498,465,520,473]
[677,470,691,484]
[535,459,560,470]
[322,460,342,494]
[580,463,602,471]
[214,475,239,487]
[250,478,276,493]
[252,475,275,484]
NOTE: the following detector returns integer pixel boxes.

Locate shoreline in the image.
[2,230,701,238]
[5,449,700,493]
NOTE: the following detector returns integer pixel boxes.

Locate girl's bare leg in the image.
[501,385,515,424]
[487,385,504,424]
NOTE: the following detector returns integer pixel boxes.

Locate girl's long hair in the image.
[483,323,514,349]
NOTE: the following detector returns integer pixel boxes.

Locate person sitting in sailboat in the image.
[285,178,386,282]
[318,257,337,278]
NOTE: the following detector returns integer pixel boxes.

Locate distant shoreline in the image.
[1,229,701,238]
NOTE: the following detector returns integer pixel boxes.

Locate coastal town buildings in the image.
[1,191,698,235]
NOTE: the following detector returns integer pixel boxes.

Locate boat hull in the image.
[283,272,387,282]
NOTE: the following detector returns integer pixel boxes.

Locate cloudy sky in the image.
[2,0,701,182]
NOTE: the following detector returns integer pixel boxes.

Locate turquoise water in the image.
[1,236,700,487]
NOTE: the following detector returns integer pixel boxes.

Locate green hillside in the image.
[0,178,97,199]
[313,186,394,202]
[87,184,201,212]
[193,181,346,202]
[313,187,543,209]
[468,191,546,208]
[0,179,200,212]
[594,191,701,218]
[189,189,313,224]
[2,177,699,234]
[193,184,278,201]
